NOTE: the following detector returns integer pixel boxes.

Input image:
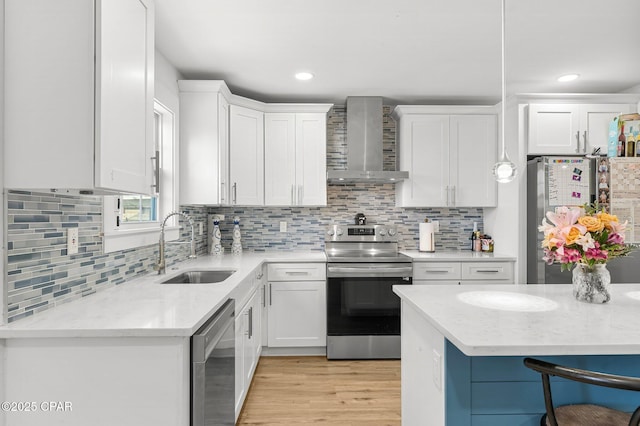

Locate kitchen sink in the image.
[160,270,236,284]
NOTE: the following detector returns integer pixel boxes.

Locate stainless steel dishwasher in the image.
[192,299,235,426]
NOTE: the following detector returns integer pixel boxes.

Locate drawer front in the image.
[413,262,462,281]
[461,262,514,281]
[413,279,460,286]
[267,263,326,281]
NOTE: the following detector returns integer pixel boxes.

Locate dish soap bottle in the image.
[231,216,242,255]
[211,216,222,256]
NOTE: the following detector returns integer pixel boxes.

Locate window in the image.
[102,101,178,252]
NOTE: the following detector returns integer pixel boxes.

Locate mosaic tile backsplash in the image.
[4,105,483,322]
[5,191,209,323]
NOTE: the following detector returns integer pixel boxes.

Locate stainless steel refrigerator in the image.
[527,156,640,284]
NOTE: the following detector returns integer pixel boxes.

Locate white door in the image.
[450,115,497,207]
[230,105,264,205]
[95,0,155,195]
[528,104,581,155]
[580,104,635,154]
[296,113,327,206]
[267,281,326,347]
[234,311,246,418]
[396,115,450,207]
[178,91,221,205]
[264,113,296,206]
[245,291,261,385]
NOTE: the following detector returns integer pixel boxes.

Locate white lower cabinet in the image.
[266,263,326,348]
[234,280,262,420]
[413,260,514,285]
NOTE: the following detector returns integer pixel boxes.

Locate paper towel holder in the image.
[419,218,436,253]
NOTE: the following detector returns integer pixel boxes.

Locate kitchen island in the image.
[393,283,640,426]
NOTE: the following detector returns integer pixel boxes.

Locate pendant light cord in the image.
[500,0,507,160]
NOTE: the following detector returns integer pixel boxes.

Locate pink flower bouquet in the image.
[538,205,632,271]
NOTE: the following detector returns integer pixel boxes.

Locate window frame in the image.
[102,100,179,253]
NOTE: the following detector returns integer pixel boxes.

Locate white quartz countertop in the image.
[394,283,640,356]
[401,250,515,261]
[0,251,326,339]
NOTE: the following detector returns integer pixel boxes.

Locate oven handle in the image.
[327,265,413,278]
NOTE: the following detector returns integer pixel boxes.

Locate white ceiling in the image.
[155,0,640,105]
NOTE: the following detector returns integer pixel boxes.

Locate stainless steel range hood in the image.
[327,97,409,184]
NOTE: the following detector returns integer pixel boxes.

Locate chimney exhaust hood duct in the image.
[327,96,409,183]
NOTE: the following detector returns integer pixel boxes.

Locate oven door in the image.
[326,263,412,337]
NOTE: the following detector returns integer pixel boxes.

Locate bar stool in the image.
[523,357,640,426]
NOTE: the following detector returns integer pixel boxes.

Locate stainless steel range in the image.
[325,224,412,359]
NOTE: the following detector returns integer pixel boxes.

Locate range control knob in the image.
[327,229,335,236]
[336,228,344,236]
[378,228,387,236]
[388,228,397,236]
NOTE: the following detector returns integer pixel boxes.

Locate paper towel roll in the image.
[419,222,435,252]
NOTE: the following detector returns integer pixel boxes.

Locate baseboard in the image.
[260,346,327,357]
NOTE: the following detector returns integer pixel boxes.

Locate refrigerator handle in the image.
[575,131,581,154]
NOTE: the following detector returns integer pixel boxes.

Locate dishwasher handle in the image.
[192,299,235,363]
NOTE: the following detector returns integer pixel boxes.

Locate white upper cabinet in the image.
[4,0,155,195]
[178,81,230,205]
[264,111,329,206]
[394,106,497,208]
[230,105,265,206]
[528,103,636,155]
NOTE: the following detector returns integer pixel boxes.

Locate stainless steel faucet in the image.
[156,211,197,274]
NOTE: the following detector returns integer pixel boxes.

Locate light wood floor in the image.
[237,356,401,426]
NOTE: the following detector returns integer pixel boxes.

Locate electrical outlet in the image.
[432,220,440,232]
[198,222,204,236]
[280,221,287,233]
[67,228,79,255]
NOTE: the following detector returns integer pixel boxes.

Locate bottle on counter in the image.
[627,126,636,158]
[618,123,626,157]
[471,222,478,251]
[231,216,243,255]
[211,216,222,255]
[474,231,482,252]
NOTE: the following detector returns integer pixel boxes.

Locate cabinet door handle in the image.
[269,283,272,306]
[285,271,309,276]
[583,131,588,153]
[425,270,451,273]
[220,182,225,203]
[445,185,449,206]
[151,150,160,194]
[575,131,581,154]
[475,269,500,273]
[291,185,295,205]
[261,285,266,307]
[248,306,253,339]
[232,182,237,204]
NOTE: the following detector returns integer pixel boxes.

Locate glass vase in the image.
[572,264,611,303]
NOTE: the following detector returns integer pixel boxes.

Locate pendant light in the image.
[492,0,517,183]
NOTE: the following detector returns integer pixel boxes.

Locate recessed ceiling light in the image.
[557,74,579,82]
[295,72,314,81]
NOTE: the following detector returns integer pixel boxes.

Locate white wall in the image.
[1,0,7,417]
[483,97,524,283]
[155,50,183,115]
[1,0,6,325]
